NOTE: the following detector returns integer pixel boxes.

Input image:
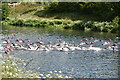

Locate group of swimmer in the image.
[2,34,119,54]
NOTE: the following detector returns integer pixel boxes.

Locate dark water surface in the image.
[1,25,119,78]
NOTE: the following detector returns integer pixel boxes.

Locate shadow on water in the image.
[2,25,116,39]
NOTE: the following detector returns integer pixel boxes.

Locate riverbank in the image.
[2,3,120,34]
[2,16,120,34]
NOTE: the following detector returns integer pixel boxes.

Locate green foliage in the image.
[44,2,58,12]
[9,20,24,26]
[36,2,42,4]
[72,21,85,30]
[16,20,24,26]
[111,16,120,33]
[84,21,93,28]
[5,17,119,33]
[44,2,120,21]
[54,20,62,25]
[49,21,54,25]
[2,3,9,20]
[44,2,80,13]
[89,22,101,32]
[63,24,73,29]
[112,16,119,28]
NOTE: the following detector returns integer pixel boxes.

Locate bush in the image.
[54,20,62,25]
[48,21,54,25]
[2,3,9,20]
[9,20,23,26]
[72,21,85,30]
[16,20,24,26]
[90,22,102,32]
[63,24,73,29]
[6,17,119,33]
[40,21,47,24]
[84,21,93,28]
[44,2,58,12]
[111,16,120,33]
[63,22,67,25]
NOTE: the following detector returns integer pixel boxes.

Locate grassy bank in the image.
[8,3,102,21]
[2,16,120,33]
[2,3,120,34]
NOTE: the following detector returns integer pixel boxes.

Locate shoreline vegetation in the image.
[1,2,120,34]
[2,16,120,33]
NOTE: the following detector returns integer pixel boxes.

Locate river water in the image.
[1,25,119,78]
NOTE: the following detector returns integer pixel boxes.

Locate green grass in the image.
[34,10,105,21]
[9,4,104,22]
[9,4,43,20]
